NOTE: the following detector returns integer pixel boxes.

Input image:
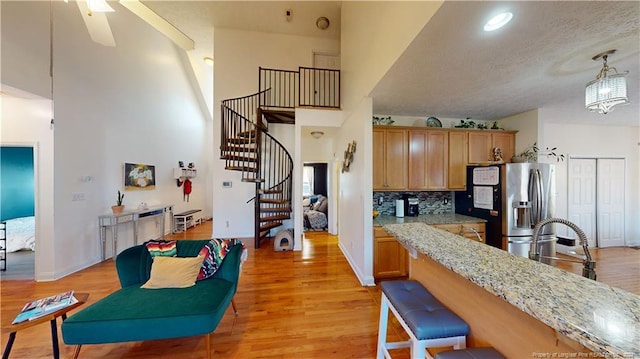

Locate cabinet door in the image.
[492,133,515,163]
[427,131,447,189]
[408,130,447,190]
[448,131,467,190]
[408,130,428,189]
[372,129,385,190]
[384,129,408,190]
[374,236,408,279]
[467,132,491,164]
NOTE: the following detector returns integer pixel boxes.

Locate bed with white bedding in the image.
[4,216,35,252]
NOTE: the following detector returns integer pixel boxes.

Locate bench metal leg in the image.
[205,333,211,359]
[50,318,60,359]
[72,345,82,359]
[2,332,16,359]
[231,298,239,316]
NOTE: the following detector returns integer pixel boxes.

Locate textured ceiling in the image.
[370,1,640,125]
[143,1,639,127]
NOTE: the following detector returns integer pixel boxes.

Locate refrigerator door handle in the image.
[529,169,543,225]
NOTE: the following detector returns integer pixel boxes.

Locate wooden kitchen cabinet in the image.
[432,222,486,243]
[467,131,516,164]
[373,128,408,190]
[408,130,448,190]
[373,227,408,279]
[467,132,492,164]
[448,131,467,190]
[374,126,515,191]
[491,132,515,163]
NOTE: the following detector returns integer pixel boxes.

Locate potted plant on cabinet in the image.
[511,142,565,163]
[112,190,125,214]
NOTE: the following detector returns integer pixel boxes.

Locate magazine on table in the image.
[12,290,78,324]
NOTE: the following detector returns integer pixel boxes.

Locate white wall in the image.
[341,1,443,110]
[2,2,211,279]
[296,109,344,242]
[497,104,639,246]
[1,89,55,280]
[212,28,339,239]
[497,109,539,155]
[338,2,442,285]
[539,117,640,247]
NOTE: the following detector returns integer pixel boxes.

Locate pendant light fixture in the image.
[585,50,629,114]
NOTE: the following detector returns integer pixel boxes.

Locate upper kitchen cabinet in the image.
[448,131,467,190]
[467,131,516,164]
[373,128,408,190]
[408,129,448,190]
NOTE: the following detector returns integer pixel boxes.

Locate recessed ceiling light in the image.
[204,57,214,66]
[484,12,513,32]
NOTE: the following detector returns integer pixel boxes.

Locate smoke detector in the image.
[316,17,330,30]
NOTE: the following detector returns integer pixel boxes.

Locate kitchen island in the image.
[383,222,639,358]
[373,213,486,226]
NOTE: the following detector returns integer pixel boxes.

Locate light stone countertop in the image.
[373,213,486,227]
[383,222,639,358]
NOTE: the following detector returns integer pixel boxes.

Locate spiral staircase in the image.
[220,66,340,248]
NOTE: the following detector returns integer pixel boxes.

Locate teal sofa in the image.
[62,240,243,359]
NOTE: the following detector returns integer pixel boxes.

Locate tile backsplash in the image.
[374,191,453,216]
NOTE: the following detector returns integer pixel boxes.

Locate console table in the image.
[98,204,173,260]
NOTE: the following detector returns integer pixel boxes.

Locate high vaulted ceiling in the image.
[143,1,639,127]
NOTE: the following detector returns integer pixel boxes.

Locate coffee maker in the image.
[403,194,419,216]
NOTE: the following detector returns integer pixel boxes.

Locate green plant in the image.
[116,190,124,206]
[372,116,394,125]
[513,142,565,162]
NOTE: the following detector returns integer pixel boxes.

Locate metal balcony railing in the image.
[259,66,341,110]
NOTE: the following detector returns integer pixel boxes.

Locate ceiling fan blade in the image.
[76,1,116,47]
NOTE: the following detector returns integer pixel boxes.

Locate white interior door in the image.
[312,53,340,107]
[568,159,597,247]
[597,159,625,247]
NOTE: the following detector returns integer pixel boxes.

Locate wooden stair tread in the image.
[221,145,257,152]
[221,154,258,163]
[259,206,292,213]
[260,189,282,194]
[260,214,290,222]
[262,109,295,124]
[226,137,257,144]
[242,177,264,183]
[226,166,258,173]
[260,199,289,204]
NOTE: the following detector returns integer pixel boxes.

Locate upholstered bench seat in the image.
[377,280,470,359]
[62,278,234,344]
[62,239,244,359]
[435,347,506,359]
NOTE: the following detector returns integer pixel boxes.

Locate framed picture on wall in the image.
[124,163,156,191]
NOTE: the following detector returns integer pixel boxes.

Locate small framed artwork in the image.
[124,163,156,191]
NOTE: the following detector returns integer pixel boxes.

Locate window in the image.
[303,166,315,196]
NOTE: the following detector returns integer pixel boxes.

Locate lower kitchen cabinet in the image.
[373,227,408,280]
[432,222,486,243]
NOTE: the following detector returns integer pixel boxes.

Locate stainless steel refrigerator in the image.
[502,163,556,261]
[455,163,556,260]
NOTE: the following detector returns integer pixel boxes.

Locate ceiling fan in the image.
[72,0,194,50]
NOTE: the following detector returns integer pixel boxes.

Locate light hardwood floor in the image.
[1,221,638,358]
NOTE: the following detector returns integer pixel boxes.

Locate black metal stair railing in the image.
[259,66,340,110]
[221,66,340,248]
[220,89,293,247]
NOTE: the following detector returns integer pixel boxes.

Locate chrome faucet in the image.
[529,217,597,280]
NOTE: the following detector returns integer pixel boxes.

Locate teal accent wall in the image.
[1,146,35,221]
